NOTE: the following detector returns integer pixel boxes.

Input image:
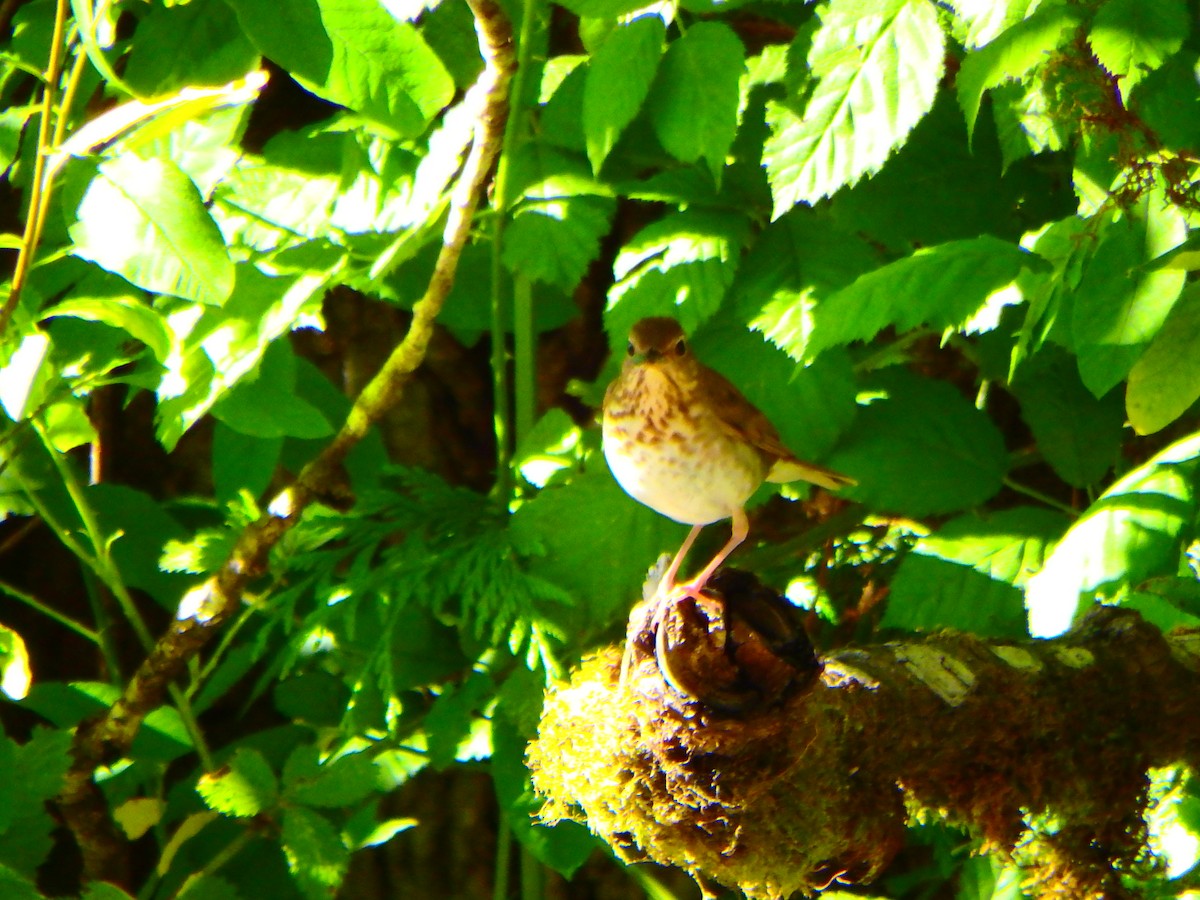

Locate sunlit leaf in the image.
[764,0,944,212]
[584,14,664,172]
[1026,433,1200,638]
[1126,283,1200,435]
[70,155,235,305]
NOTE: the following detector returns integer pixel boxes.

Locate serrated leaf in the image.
[1072,198,1187,397]
[197,747,279,817]
[1126,283,1200,435]
[605,209,749,344]
[584,15,664,171]
[424,673,495,770]
[646,21,744,176]
[1090,0,1188,92]
[504,195,616,292]
[70,155,234,305]
[764,0,944,213]
[227,0,452,137]
[42,296,171,362]
[1011,346,1126,487]
[829,370,1008,515]
[885,507,1069,638]
[1026,432,1200,638]
[803,236,1042,361]
[734,207,879,360]
[957,5,1081,139]
[945,0,1045,48]
[282,807,350,900]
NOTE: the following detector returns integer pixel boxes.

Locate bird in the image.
[602,316,854,610]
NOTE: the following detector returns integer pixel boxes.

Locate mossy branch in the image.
[55,0,516,881]
[531,586,1200,900]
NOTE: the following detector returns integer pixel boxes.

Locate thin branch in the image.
[0,0,70,338]
[56,0,516,881]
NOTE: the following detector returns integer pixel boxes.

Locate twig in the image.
[55,0,516,882]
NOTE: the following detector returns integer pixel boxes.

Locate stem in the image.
[175,827,254,896]
[31,421,216,770]
[0,579,99,644]
[492,815,512,900]
[0,0,70,338]
[488,0,542,504]
[1002,476,1080,517]
[513,274,536,445]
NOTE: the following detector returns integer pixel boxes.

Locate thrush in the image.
[602,316,853,607]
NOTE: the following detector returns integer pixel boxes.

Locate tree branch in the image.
[531,575,1200,900]
[56,0,516,881]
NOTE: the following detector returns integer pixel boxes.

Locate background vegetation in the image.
[1,0,1199,897]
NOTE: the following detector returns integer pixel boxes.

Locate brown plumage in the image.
[602,316,853,601]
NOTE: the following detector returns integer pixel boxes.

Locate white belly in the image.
[603,388,764,525]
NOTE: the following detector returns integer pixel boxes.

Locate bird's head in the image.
[625,317,692,366]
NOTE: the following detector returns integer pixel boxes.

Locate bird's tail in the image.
[766,457,855,491]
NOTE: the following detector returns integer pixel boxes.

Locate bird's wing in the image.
[699,365,855,491]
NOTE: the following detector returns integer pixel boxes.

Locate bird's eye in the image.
[673,338,686,356]
[626,341,635,356]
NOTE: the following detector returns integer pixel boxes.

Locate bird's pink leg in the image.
[659,524,703,594]
[674,507,748,599]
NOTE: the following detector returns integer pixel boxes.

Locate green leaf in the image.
[281,807,350,900]
[1071,199,1187,397]
[584,15,664,171]
[1089,0,1188,92]
[226,0,453,138]
[0,727,72,877]
[213,423,281,503]
[803,236,1043,361]
[510,465,688,633]
[829,369,1008,515]
[273,672,350,727]
[957,5,1082,139]
[424,673,495,770]
[83,882,138,900]
[42,295,171,362]
[88,483,189,606]
[945,0,1045,48]
[70,155,235,305]
[734,207,879,360]
[124,0,260,97]
[212,382,334,440]
[605,209,749,344]
[0,626,30,701]
[197,747,279,817]
[764,0,944,213]
[885,507,1069,638]
[1126,283,1200,435]
[0,865,39,900]
[645,21,745,176]
[1010,346,1126,487]
[1025,432,1200,638]
[282,745,377,808]
[22,682,192,762]
[502,145,616,291]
